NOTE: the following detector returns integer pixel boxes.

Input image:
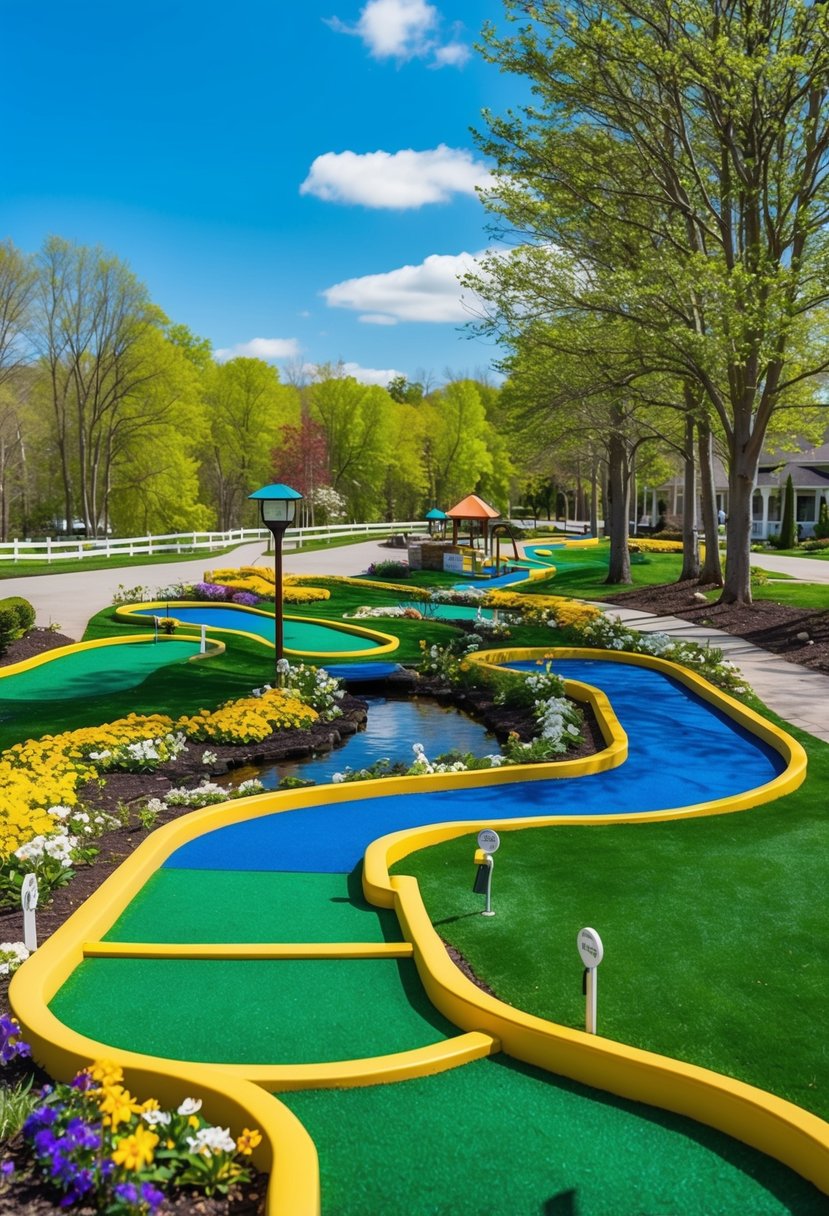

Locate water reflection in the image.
[222,695,496,790]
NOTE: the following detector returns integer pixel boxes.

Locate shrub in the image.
[802,536,829,552]
[366,560,410,578]
[779,474,797,548]
[814,500,829,540]
[0,606,19,653]
[0,596,35,633]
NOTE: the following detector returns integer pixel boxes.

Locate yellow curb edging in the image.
[115,601,400,659]
[0,633,225,682]
[8,646,819,1210]
[83,941,413,960]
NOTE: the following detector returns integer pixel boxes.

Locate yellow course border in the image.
[9,647,823,1213]
[0,633,225,683]
[115,600,400,659]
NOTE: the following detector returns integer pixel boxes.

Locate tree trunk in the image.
[605,415,631,584]
[679,414,700,580]
[697,420,723,585]
[720,440,757,603]
[590,456,599,537]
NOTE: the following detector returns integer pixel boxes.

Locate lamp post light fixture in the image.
[248,483,303,684]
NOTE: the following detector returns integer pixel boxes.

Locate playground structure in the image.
[8,634,829,1215]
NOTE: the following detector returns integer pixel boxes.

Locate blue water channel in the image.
[167,659,784,874]
[224,695,498,789]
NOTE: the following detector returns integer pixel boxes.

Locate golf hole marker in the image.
[577,926,603,1034]
[21,874,39,953]
[473,828,500,917]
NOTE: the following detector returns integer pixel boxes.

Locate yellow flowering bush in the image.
[286,574,433,601]
[178,688,318,744]
[627,538,683,553]
[482,590,600,629]
[205,567,332,603]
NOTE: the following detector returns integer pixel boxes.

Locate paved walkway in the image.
[749,552,829,582]
[0,539,402,641]
[600,602,829,744]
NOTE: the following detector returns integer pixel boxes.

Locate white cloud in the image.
[300,145,493,209]
[431,41,470,67]
[323,249,492,324]
[213,337,301,362]
[304,360,405,385]
[359,313,399,325]
[327,0,469,67]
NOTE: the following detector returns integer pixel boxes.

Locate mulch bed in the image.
[605,579,829,672]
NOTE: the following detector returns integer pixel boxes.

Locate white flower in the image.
[276,658,291,674]
[186,1125,236,1156]
[177,1097,203,1116]
[332,772,345,783]
[202,750,218,765]
[141,1108,172,1127]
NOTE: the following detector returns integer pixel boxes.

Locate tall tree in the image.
[203,358,298,530]
[475,0,829,602]
[308,372,394,519]
[32,237,163,535]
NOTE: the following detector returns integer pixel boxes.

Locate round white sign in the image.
[21,873,39,912]
[477,828,501,855]
[577,926,603,968]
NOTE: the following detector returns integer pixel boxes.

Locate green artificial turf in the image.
[0,641,201,701]
[49,956,456,1063]
[103,868,402,944]
[396,715,829,1121]
[0,625,274,750]
[281,1054,825,1216]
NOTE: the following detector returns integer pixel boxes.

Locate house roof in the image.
[757,464,829,488]
[445,494,501,520]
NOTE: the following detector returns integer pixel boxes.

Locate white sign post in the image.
[577,926,604,1034]
[200,623,207,654]
[476,829,500,917]
[21,874,39,953]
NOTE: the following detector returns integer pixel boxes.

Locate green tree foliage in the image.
[203,358,298,529]
[474,0,829,603]
[422,380,498,508]
[815,499,829,541]
[308,373,395,519]
[778,474,797,549]
[33,237,167,536]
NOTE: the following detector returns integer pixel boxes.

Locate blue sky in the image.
[2,0,516,386]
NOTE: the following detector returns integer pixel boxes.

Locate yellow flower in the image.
[236,1128,262,1155]
[88,1060,124,1087]
[97,1084,143,1129]
[111,1125,159,1171]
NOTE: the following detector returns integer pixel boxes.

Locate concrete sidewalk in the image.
[601,602,829,744]
[749,551,829,583]
[0,539,398,641]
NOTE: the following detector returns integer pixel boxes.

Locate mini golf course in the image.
[10,647,829,1215]
[119,601,400,658]
[0,635,223,702]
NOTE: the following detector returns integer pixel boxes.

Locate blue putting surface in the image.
[165,661,785,874]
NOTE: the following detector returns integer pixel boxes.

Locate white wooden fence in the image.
[0,521,430,564]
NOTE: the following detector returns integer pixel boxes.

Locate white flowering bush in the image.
[87,732,187,774]
[149,778,265,812]
[0,941,29,977]
[566,615,752,696]
[268,660,344,721]
[332,743,507,784]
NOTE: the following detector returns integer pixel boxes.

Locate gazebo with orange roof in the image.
[445,493,501,553]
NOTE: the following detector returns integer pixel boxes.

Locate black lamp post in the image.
[248,483,303,683]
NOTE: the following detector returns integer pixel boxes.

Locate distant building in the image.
[656,435,829,540]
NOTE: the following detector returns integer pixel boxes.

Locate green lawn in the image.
[0,545,239,580]
[396,704,829,1122]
